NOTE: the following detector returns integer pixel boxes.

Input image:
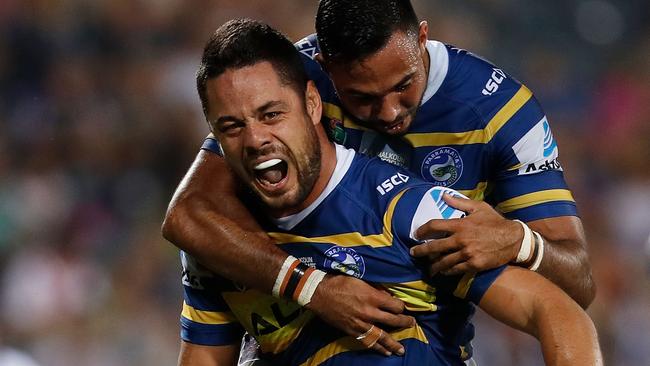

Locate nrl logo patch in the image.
[421,147,463,187]
[327,118,347,145]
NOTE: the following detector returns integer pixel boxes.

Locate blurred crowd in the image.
[0,0,648,365]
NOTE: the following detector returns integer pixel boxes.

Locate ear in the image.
[305,80,322,126]
[418,21,429,53]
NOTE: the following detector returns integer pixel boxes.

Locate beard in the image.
[253,119,323,215]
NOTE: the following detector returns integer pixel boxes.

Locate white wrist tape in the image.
[272,256,299,298]
[272,255,327,305]
[513,220,534,263]
[529,231,545,271]
[296,270,327,306]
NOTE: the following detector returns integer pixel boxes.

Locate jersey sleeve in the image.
[179,251,244,346]
[485,86,577,222]
[391,185,506,304]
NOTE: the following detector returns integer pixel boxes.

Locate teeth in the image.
[254,159,282,170]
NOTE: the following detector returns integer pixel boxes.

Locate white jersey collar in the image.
[420,40,449,105]
[272,144,355,230]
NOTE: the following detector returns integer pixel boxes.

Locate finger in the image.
[357,324,393,356]
[410,237,459,257]
[373,327,406,356]
[370,341,392,357]
[373,291,406,314]
[414,218,462,240]
[442,193,479,213]
[429,251,466,275]
[367,307,415,329]
[441,262,472,276]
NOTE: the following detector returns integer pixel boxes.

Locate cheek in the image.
[403,81,426,108]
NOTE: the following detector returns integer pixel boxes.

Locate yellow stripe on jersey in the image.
[269,231,392,248]
[458,181,488,201]
[299,323,429,366]
[495,189,575,213]
[403,85,533,147]
[181,302,237,324]
[453,273,475,299]
[483,85,533,141]
[383,280,438,312]
[269,190,408,248]
[322,103,370,131]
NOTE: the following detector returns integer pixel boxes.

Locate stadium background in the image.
[0,0,648,365]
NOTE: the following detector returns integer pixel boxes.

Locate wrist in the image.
[511,220,545,271]
[272,256,327,306]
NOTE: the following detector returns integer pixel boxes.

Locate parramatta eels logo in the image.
[420,147,463,187]
[323,246,365,278]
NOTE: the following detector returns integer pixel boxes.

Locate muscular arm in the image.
[411,195,595,308]
[479,266,602,366]
[164,150,414,355]
[527,216,595,309]
[178,341,238,366]
[162,150,286,293]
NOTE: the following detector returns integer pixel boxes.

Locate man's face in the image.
[205,62,322,214]
[323,26,429,136]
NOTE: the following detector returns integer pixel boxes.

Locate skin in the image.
[318,22,595,308]
[178,60,602,366]
[165,17,593,359]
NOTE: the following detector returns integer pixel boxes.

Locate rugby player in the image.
[177,19,602,365]
[163,0,594,353]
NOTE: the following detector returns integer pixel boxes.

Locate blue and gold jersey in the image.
[292,34,578,222]
[181,145,505,365]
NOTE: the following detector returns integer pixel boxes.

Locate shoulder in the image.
[434,42,535,129]
[338,150,425,215]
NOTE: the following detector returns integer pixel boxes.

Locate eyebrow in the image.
[213,100,288,125]
[344,72,416,97]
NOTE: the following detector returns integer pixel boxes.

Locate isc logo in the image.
[481,68,506,96]
[376,172,409,195]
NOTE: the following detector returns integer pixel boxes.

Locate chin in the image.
[262,190,302,215]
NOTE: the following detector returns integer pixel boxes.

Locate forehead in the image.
[328,31,421,92]
[206,62,294,116]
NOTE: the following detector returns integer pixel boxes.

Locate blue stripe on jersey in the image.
[465,266,506,304]
[180,316,244,346]
[183,285,231,312]
[201,136,221,155]
[488,170,571,203]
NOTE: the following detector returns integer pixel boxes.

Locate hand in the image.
[410,193,523,276]
[305,274,415,357]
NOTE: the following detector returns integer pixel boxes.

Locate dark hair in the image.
[196,19,308,117]
[316,0,419,64]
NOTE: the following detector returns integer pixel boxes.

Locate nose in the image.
[375,94,401,123]
[243,122,272,153]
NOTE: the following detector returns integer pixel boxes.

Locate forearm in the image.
[527,216,595,308]
[162,150,288,293]
[532,288,602,366]
[480,267,602,366]
[537,299,603,366]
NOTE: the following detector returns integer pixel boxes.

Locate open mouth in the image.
[253,158,289,192]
